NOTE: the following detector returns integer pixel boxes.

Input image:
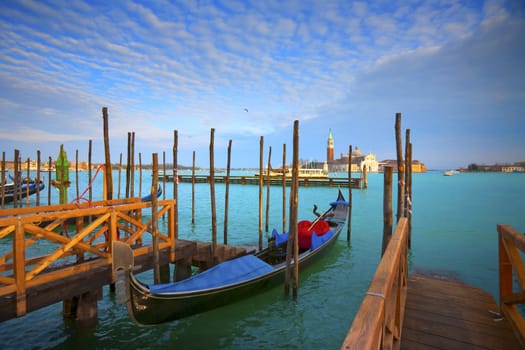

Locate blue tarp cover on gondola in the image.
[271,228,288,246]
[149,255,274,293]
[311,230,333,250]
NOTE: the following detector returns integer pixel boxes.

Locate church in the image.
[325,129,379,173]
[323,129,427,173]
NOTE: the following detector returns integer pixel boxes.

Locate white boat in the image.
[258,167,328,178]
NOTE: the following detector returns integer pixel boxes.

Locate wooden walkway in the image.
[401,274,521,350]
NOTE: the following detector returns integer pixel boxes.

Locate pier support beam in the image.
[63,288,101,328]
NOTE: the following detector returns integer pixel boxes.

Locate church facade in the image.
[323,129,426,173]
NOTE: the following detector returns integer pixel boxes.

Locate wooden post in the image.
[36,150,41,206]
[126,132,131,198]
[162,150,166,201]
[173,131,179,240]
[25,157,30,206]
[265,146,272,233]
[224,139,232,244]
[75,149,79,200]
[138,152,142,197]
[13,149,19,208]
[130,132,135,198]
[102,107,113,201]
[282,144,286,233]
[382,166,393,256]
[88,140,92,206]
[209,129,217,258]
[1,152,5,208]
[162,151,166,220]
[291,120,300,298]
[395,112,405,221]
[117,153,122,199]
[47,156,52,205]
[405,129,413,247]
[192,151,195,225]
[347,145,352,241]
[14,217,26,316]
[258,136,264,251]
[285,121,300,297]
[151,153,160,284]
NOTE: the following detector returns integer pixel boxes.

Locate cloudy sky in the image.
[1,0,524,170]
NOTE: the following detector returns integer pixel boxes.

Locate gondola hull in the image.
[117,190,348,325]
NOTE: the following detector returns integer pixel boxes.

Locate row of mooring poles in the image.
[382,112,413,256]
[1,139,97,209]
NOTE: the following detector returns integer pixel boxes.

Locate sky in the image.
[0,0,524,170]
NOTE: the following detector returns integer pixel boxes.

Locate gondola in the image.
[113,189,348,325]
[140,185,162,202]
[1,177,45,203]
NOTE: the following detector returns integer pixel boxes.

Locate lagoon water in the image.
[1,170,524,349]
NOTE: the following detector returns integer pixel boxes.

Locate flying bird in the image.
[244,108,248,112]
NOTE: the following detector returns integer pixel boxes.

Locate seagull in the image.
[244,108,248,112]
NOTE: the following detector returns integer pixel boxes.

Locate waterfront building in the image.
[379,159,427,173]
[325,130,379,173]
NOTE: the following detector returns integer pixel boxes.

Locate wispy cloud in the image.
[0,0,523,168]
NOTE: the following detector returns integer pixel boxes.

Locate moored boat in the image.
[0,176,45,203]
[113,189,348,325]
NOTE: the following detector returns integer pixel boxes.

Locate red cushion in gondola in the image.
[312,219,329,235]
[298,220,313,249]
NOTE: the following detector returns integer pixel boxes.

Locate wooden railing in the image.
[0,198,176,317]
[498,224,525,348]
[341,218,409,350]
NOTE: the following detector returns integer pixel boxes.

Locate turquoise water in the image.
[0,171,524,349]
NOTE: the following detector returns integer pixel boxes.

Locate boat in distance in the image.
[1,176,45,203]
[113,189,349,325]
[256,166,329,178]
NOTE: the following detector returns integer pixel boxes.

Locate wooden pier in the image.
[402,274,520,349]
[160,174,363,188]
[0,198,252,324]
[341,219,525,349]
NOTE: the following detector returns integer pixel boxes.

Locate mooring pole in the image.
[258,136,264,251]
[395,112,405,221]
[191,150,195,225]
[209,128,217,258]
[265,146,272,233]
[102,107,113,201]
[282,143,286,233]
[47,156,52,205]
[347,145,352,241]
[117,153,122,199]
[88,140,92,207]
[36,150,41,206]
[173,130,179,240]
[152,153,160,284]
[224,139,232,244]
[1,152,5,208]
[382,166,393,256]
[291,120,300,298]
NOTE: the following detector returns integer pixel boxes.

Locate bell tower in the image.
[327,129,334,162]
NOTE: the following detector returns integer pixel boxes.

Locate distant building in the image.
[325,130,379,172]
[379,160,427,173]
[327,128,334,162]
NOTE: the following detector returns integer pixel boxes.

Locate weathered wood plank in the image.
[401,274,521,350]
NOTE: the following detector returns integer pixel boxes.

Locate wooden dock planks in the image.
[401,274,522,350]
